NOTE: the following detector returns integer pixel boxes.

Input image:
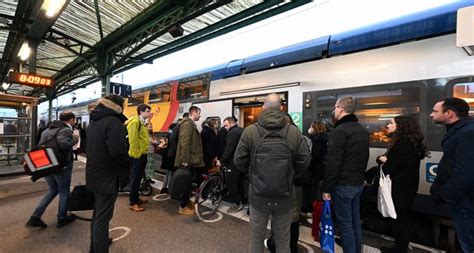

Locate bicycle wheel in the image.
[195,175,224,221]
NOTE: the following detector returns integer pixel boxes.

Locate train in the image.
[42,2,473,250]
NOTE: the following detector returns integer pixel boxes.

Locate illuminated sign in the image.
[8,72,54,88]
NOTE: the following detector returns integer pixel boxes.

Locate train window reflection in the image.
[178,75,209,102]
[149,84,171,104]
[128,91,146,106]
[316,86,420,146]
[453,83,474,116]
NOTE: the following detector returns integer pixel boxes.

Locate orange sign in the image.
[8,72,54,88]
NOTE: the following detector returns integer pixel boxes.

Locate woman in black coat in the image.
[377,115,429,253]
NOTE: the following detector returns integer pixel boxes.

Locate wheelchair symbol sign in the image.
[426,163,438,183]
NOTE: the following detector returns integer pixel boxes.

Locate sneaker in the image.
[57,215,76,228]
[25,216,47,228]
[263,239,269,249]
[227,203,243,214]
[179,206,196,215]
[160,188,168,194]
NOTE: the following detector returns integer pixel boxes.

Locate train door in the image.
[233,92,287,128]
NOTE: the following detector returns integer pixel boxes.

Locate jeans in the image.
[332,184,364,253]
[90,191,117,253]
[32,163,73,219]
[249,205,292,253]
[449,204,474,253]
[129,155,147,205]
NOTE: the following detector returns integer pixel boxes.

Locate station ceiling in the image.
[0,0,310,102]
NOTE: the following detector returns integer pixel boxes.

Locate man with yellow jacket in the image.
[127,104,152,212]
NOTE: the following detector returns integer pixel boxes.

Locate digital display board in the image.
[8,72,54,88]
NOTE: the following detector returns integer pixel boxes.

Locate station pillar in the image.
[97,49,113,97]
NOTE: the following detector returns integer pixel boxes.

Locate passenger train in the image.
[44,2,473,249]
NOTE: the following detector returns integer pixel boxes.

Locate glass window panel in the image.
[177,76,209,102]
[149,84,172,104]
[315,86,420,146]
[453,82,474,116]
[128,91,146,106]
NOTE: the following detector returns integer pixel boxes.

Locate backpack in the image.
[23,127,69,182]
[168,166,192,200]
[251,123,293,198]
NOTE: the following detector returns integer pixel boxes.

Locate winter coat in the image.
[233,108,310,213]
[39,120,77,164]
[201,125,219,169]
[174,118,204,167]
[219,125,243,168]
[430,117,474,210]
[322,114,369,193]
[309,133,328,187]
[380,138,420,210]
[127,116,148,159]
[86,98,129,194]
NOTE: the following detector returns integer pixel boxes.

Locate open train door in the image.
[233,92,287,128]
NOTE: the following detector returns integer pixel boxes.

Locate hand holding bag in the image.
[377,167,397,219]
[319,200,335,253]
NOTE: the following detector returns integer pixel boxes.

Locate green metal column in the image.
[97,49,112,96]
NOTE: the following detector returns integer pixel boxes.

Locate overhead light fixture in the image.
[41,0,67,18]
[18,41,31,61]
[168,24,184,38]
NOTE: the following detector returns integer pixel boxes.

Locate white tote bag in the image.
[377,167,397,219]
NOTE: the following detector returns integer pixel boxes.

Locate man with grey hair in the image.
[322,96,369,253]
[234,93,310,253]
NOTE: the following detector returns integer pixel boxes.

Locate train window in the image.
[149,84,172,104]
[453,82,474,116]
[316,87,420,146]
[128,91,146,106]
[177,76,209,102]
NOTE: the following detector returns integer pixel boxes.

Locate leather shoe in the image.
[129,204,145,212]
[179,206,195,215]
[138,198,148,205]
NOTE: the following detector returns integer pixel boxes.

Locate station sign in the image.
[109,82,132,98]
[8,72,54,88]
[426,162,438,183]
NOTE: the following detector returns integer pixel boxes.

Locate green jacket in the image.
[127,116,149,158]
[174,118,204,167]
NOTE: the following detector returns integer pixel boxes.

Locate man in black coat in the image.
[322,96,369,253]
[86,94,129,253]
[217,116,244,213]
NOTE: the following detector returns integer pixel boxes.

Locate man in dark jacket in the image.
[430,97,474,253]
[26,112,78,229]
[86,95,129,253]
[217,116,244,213]
[234,93,310,253]
[322,96,369,253]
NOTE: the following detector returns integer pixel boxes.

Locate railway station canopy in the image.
[0,0,310,101]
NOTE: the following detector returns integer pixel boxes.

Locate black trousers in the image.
[390,208,410,253]
[90,191,117,253]
[227,166,246,205]
[267,221,300,253]
[130,155,147,205]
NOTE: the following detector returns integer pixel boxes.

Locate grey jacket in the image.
[233,109,310,213]
[39,120,78,164]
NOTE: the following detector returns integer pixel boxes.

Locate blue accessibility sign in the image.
[426,163,438,183]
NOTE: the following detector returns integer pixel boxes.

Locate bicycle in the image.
[194,167,228,221]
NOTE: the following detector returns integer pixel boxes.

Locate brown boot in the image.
[187,201,195,209]
[138,198,148,205]
[129,204,145,212]
[179,206,196,215]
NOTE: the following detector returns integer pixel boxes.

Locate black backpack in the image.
[168,166,192,200]
[251,123,294,198]
[166,123,181,159]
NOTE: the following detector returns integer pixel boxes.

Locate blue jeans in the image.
[332,184,364,253]
[32,163,73,219]
[449,203,474,253]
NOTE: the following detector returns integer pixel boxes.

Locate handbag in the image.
[312,200,324,242]
[23,146,65,182]
[377,167,397,219]
[319,200,335,253]
[69,185,95,211]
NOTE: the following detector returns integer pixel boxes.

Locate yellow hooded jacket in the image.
[127,116,149,158]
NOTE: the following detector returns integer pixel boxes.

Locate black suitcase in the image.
[69,185,95,211]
